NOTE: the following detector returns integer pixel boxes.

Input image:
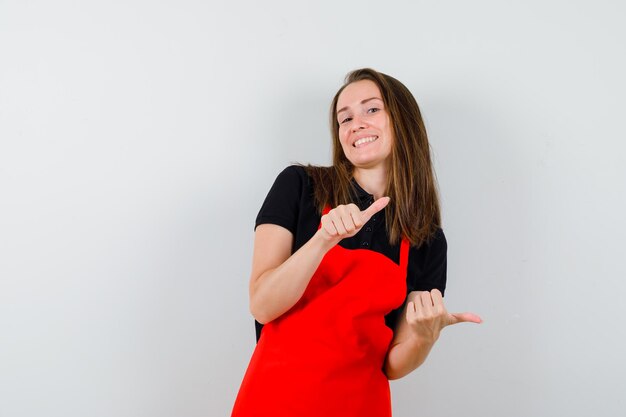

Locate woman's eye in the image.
[367,107,380,114]
[340,117,352,124]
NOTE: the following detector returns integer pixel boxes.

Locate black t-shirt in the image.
[254,165,447,341]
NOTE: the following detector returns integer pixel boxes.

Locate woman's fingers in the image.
[430,288,446,316]
[447,312,483,325]
[348,205,364,229]
[331,215,348,235]
[339,205,360,233]
[406,290,481,341]
[407,301,416,313]
[419,291,434,316]
[321,198,389,241]
[361,196,390,222]
[320,215,338,237]
[330,205,354,235]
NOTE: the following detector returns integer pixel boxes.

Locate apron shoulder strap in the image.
[399,238,410,272]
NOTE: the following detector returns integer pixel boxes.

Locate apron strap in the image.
[399,238,410,272]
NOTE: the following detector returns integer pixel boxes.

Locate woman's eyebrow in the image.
[336,97,383,115]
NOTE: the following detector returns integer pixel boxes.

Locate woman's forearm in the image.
[383,334,436,380]
[249,230,334,324]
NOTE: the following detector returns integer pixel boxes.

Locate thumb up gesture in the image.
[318,197,390,243]
[406,289,482,343]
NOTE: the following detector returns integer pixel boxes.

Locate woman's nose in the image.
[351,114,367,131]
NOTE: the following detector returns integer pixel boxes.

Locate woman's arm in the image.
[248,224,334,324]
[383,290,482,380]
[249,198,390,324]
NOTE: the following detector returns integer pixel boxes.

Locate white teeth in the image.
[353,136,378,147]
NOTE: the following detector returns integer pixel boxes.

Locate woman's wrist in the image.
[408,331,438,349]
[310,229,340,254]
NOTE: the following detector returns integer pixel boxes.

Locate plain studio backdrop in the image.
[1,0,625,416]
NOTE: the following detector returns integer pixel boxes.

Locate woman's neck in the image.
[353,166,388,200]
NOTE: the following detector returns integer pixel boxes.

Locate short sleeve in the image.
[409,228,447,295]
[255,165,305,234]
[385,228,448,330]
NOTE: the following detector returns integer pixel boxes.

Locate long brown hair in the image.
[305,68,441,247]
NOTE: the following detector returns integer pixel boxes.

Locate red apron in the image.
[232,207,409,417]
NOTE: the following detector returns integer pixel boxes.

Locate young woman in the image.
[231,68,481,417]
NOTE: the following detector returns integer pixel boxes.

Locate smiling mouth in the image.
[353,136,378,147]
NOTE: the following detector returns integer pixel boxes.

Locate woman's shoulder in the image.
[274,164,314,183]
[281,163,333,176]
[255,164,321,238]
[267,164,309,192]
[429,227,447,250]
[275,164,335,191]
[409,227,447,255]
[257,164,322,214]
[279,164,307,175]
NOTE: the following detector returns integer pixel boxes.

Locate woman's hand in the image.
[406,289,482,343]
[384,291,481,379]
[317,196,390,244]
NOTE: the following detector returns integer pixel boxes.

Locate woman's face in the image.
[336,80,394,170]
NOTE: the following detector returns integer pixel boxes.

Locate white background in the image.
[1,1,625,416]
